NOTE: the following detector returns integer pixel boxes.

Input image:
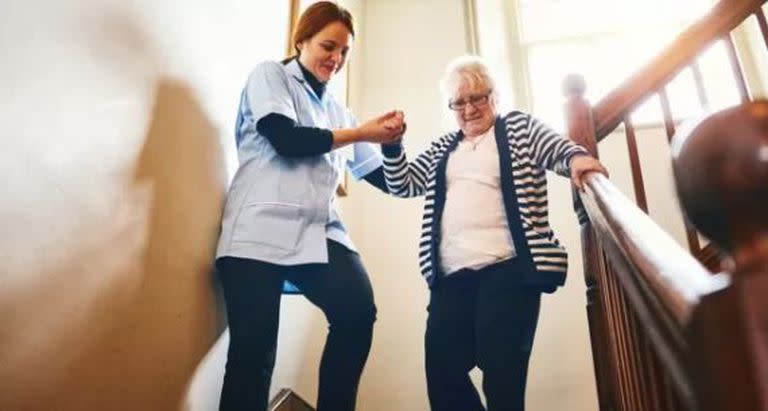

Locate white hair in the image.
[439,55,499,101]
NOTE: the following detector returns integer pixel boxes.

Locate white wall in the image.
[0,0,301,409]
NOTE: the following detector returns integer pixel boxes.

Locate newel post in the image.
[563,73,617,411]
[673,100,768,411]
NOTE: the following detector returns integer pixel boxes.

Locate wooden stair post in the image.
[673,100,768,411]
[564,73,619,411]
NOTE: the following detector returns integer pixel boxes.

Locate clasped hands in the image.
[360,110,406,145]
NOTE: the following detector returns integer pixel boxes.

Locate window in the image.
[475,0,741,131]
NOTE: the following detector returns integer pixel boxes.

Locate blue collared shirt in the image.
[216,59,381,276]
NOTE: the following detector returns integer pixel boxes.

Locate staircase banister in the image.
[580,172,730,324]
[593,0,765,140]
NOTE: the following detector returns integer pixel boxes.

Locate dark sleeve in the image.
[256,113,334,157]
[361,166,389,193]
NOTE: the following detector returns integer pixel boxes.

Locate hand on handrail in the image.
[571,155,609,192]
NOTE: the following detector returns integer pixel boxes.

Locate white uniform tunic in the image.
[216,60,381,274]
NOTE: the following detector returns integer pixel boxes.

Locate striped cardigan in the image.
[381,111,589,290]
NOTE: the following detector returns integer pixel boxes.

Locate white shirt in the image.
[439,125,516,275]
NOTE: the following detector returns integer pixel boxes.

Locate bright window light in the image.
[476,0,740,131]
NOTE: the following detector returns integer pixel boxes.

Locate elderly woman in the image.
[381,56,607,411]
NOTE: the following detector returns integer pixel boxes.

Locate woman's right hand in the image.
[358,110,405,144]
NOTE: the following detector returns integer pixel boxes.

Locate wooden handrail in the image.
[578,173,732,410]
[570,100,768,411]
[580,173,728,323]
[593,0,766,139]
[562,0,767,406]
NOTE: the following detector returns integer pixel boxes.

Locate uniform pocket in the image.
[232,202,303,250]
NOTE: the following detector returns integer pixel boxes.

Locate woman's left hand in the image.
[570,155,609,192]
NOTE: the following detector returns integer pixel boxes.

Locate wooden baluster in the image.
[639,336,660,411]
[666,375,685,411]
[641,335,673,411]
[634,311,655,410]
[605,268,631,411]
[658,87,677,143]
[611,268,640,411]
[755,7,768,51]
[722,34,750,102]
[690,61,710,109]
[601,250,627,411]
[587,225,621,411]
[673,101,768,411]
[658,86,702,254]
[617,280,646,410]
[623,297,649,410]
[563,73,619,411]
[615,285,635,411]
[624,117,649,213]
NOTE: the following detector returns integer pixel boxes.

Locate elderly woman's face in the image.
[450,80,497,137]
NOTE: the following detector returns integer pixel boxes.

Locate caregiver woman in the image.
[214,2,404,411]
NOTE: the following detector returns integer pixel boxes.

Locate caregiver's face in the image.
[298,21,352,83]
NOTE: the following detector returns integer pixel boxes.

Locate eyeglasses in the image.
[448,91,492,111]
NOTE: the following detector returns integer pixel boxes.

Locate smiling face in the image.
[451,79,497,138]
[297,21,352,83]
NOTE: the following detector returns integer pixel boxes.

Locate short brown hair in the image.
[292,1,354,56]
